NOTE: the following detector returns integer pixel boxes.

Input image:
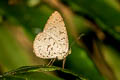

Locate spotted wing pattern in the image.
[33,11,69,60]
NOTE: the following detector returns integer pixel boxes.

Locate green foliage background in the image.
[0,0,120,80]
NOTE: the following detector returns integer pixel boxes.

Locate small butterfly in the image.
[33,11,71,69]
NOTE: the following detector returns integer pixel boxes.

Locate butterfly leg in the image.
[62,48,71,69]
[50,58,56,66]
[47,58,56,66]
[62,58,66,69]
[47,59,53,66]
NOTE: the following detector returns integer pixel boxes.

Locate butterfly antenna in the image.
[62,34,84,69]
[70,33,84,48]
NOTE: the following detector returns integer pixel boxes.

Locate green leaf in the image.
[0,65,86,80]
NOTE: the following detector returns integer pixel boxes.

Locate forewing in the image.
[43,11,69,59]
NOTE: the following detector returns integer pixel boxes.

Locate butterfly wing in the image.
[33,11,69,60]
[44,11,69,59]
[33,32,61,59]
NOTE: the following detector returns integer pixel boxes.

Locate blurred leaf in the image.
[63,0,120,40]
[0,26,31,71]
[0,0,54,40]
[64,44,105,80]
[100,44,120,80]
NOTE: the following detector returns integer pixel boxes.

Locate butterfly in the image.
[33,11,71,69]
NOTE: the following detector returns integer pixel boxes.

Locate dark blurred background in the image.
[0,0,120,80]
